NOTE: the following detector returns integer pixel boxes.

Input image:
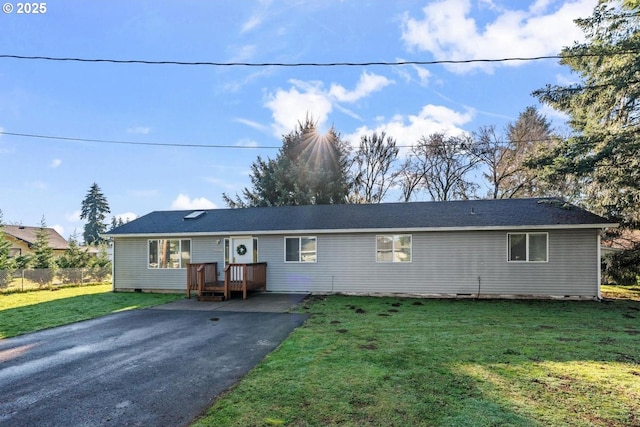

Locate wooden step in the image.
[197,294,224,302]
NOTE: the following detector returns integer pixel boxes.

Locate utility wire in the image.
[1,50,639,67]
[0,131,281,149]
[0,130,566,150]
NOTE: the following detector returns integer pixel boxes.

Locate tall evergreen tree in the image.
[533,0,640,226]
[81,183,110,244]
[29,216,55,287]
[473,107,578,199]
[56,233,91,284]
[223,117,351,207]
[533,0,640,283]
[0,210,16,287]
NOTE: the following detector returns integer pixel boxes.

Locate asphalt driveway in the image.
[0,294,309,427]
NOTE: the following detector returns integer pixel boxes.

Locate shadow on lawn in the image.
[304,296,640,426]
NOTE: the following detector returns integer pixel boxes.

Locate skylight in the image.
[184,210,206,220]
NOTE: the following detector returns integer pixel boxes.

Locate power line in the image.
[0,131,281,149]
[1,50,639,67]
[0,129,566,151]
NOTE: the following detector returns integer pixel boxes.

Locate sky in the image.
[0,0,598,240]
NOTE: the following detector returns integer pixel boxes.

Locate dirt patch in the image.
[359,344,378,350]
[355,308,366,314]
[329,320,341,324]
[336,329,348,334]
[412,301,423,306]
[557,337,582,342]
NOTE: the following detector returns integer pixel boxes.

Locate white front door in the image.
[231,237,254,264]
[230,237,254,281]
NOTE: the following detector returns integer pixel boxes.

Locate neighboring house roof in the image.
[601,229,640,252]
[105,198,616,237]
[2,225,70,250]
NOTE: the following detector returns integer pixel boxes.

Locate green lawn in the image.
[0,284,183,338]
[194,287,640,427]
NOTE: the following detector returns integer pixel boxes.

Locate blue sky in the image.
[0,0,596,239]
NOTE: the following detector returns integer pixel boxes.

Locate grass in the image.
[0,284,183,338]
[194,286,640,427]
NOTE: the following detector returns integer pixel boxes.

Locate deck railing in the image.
[188,262,267,300]
[186,262,218,298]
[224,262,268,300]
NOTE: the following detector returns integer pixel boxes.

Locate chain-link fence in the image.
[0,267,112,292]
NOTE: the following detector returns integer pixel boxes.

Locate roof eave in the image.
[103,222,619,238]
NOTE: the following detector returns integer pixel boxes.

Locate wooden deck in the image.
[186,262,267,301]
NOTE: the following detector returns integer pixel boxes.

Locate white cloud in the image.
[50,158,62,168]
[328,72,393,103]
[539,103,570,125]
[241,15,263,33]
[265,81,334,136]
[52,224,64,237]
[265,71,393,136]
[65,210,82,222]
[227,44,257,63]
[27,180,47,190]
[235,138,258,148]
[203,176,237,191]
[401,0,597,74]
[114,212,138,223]
[345,104,474,155]
[126,126,150,135]
[555,72,580,86]
[171,194,217,210]
[234,117,270,132]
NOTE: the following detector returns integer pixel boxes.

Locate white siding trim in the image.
[105,223,617,239]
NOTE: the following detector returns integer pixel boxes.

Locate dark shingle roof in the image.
[105,198,615,237]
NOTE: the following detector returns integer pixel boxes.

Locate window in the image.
[508,233,548,262]
[148,239,191,268]
[285,237,316,262]
[376,235,412,262]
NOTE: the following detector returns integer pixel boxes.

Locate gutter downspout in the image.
[111,239,115,292]
[597,231,602,301]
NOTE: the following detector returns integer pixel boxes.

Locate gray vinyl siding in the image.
[261,229,599,297]
[113,236,225,291]
[113,229,600,297]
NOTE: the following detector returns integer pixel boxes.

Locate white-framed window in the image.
[508,233,548,262]
[285,236,317,263]
[148,239,191,269]
[376,235,412,263]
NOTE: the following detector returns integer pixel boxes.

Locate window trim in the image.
[507,232,548,263]
[376,234,412,263]
[147,238,191,269]
[284,236,317,263]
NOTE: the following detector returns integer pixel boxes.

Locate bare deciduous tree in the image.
[351,132,399,203]
[402,133,479,201]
